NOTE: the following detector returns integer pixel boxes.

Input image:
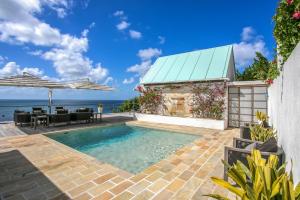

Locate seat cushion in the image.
[245,143,256,151]
[56,109,68,114]
[256,137,278,152]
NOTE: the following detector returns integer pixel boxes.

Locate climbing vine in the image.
[136,86,166,114]
[190,83,225,120]
[274,0,300,63]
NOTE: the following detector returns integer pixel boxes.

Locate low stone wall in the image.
[134,113,227,130]
[268,43,300,184]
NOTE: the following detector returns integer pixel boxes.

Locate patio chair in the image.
[224,137,284,180]
[240,125,251,140]
[70,108,93,123]
[47,109,70,126]
[55,106,64,111]
[32,107,46,116]
[14,110,31,126]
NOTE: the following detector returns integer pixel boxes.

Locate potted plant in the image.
[97,103,103,113]
[240,111,269,139]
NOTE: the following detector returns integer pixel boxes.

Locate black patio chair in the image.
[32,107,46,116]
[14,110,31,126]
[70,108,93,123]
[224,137,284,180]
[48,109,70,126]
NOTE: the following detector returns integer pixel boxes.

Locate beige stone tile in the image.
[88,181,115,197]
[146,171,165,182]
[166,178,185,192]
[93,173,117,185]
[179,170,194,181]
[130,173,147,183]
[112,191,134,200]
[92,191,114,200]
[74,192,93,200]
[68,182,95,197]
[147,179,169,193]
[142,165,159,175]
[109,181,134,195]
[152,189,173,200]
[111,176,125,184]
[127,180,151,195]
[131,190,154,200]
[162,171,179,182]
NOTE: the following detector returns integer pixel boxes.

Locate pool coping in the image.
[43,122,203,176]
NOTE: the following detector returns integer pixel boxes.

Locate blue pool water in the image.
[46,124,199,174]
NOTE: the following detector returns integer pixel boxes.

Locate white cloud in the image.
[0,0,110,82]
[0,61,43,77]
[0,56,7,64]
[28,50,43,56]
[123,77,135,84]
[89,22,95,28]
[114,10,124,17]
[127,48,162,77]
[137,48,162,61]
[127,60,152,76]
[129,30,142,39]
[241,26,255,41]
[158,36,165,44]
[116,21,130,31]
[233,27,269,69]
[103,76,113,85]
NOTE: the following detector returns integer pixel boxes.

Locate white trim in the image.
[228,80,267,86]
[134,113,226,130]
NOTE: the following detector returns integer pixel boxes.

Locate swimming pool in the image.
[46,124,199,174]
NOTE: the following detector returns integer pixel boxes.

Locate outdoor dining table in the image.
[93,112,102,122]
[31,115,49,129]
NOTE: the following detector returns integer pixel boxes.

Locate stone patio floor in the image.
[0,120,238,200]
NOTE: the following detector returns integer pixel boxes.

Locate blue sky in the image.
[0,0,278,100]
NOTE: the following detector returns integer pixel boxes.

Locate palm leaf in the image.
[211,177,244,197]
[203,194,231,200]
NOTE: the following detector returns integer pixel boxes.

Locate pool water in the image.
[46,124,199,174]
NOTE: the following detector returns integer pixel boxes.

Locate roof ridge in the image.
[158,44,233,59]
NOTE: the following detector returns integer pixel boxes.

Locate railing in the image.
[0,103,123,122]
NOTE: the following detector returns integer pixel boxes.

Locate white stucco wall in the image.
[268,42,300,184]
[134,113,227,130]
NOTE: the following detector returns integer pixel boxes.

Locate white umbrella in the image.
[0,73,114,113]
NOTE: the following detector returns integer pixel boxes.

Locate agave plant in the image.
[205,150,300,200]
[250,124,276,142]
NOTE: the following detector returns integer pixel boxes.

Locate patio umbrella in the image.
[0,72,114,113]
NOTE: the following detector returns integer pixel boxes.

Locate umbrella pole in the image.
[48,89,53,114]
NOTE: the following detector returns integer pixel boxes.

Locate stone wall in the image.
[146,81,227,119]
[268,42,300,184]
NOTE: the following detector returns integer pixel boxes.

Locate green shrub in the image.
[206,150,300,200]
[118,97,140,112]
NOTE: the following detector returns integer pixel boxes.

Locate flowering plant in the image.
[190,83,225,120]
[274,0,300,63]
[137,86,165,114]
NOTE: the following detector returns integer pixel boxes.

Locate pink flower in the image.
[287,0,293,5]
[135,85,144,93]
[292,11,300,20]
[266,79,273,85]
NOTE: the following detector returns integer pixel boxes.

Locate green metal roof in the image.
[141,45,234,85]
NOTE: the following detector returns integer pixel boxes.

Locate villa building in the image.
[139,45,268,129]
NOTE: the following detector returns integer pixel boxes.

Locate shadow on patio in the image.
[0,150,69,199]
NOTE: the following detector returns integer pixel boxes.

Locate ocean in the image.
[0,99,124,122]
